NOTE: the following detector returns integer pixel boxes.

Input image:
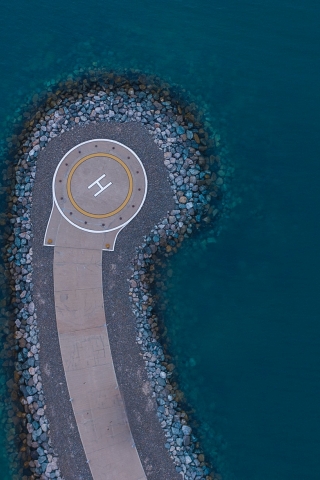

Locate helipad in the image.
[45,139,147,480]
[46,139,147,240]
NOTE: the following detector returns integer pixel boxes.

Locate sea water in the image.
[1,0,320,478]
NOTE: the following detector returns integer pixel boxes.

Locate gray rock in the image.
[182,425,192,435]
[28,302,35,314]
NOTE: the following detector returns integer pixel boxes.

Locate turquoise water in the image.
[1,0,320,478]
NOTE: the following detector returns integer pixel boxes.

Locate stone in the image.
[157,377,166,387]
[176,126,185,135]
[193,133,200,143]
[28,302,35,315]
[182,425,192,435]
[183,435,191,446]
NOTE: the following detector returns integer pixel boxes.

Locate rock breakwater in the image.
[2,70,230,480]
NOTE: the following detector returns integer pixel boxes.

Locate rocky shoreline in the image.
[2,71,230,479]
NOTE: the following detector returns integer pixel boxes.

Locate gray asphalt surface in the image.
[31,121,179,480]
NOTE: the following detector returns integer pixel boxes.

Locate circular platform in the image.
[53,139,147,233]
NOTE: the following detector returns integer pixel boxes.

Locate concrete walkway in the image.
[53,246,146,480]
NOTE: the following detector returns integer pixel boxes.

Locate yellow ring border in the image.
[66,153,133,218]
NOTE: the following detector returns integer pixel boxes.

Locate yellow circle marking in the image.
[66,153,133,219]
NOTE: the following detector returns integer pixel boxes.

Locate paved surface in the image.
[54,246,146,480]
[31,122,180,480]
[47,139,147,479]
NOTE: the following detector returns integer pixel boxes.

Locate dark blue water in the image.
[1,1,320,478]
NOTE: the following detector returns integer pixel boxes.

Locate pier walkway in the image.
[45,139,147,480]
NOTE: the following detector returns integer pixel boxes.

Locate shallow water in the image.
[1,0,320,478]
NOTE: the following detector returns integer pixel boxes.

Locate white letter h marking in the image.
[88,174,112,197]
